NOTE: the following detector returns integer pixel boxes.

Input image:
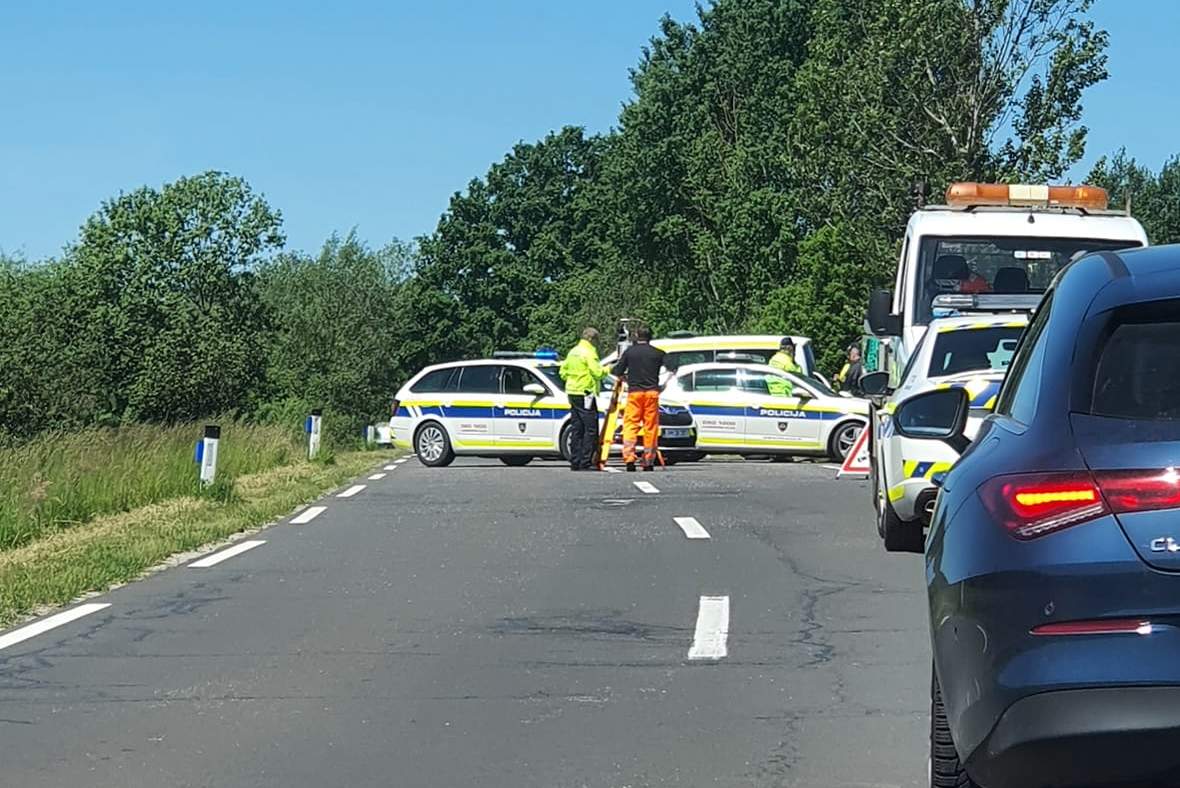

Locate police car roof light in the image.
[534,349,559,360]
[492,351,533,359]
[931,293,1041,314]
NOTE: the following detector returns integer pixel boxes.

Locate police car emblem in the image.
[518,423,527,433]
[777,422,788,432]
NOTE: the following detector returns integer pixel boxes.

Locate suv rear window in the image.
[928,326,1022,377]
[1092,313,1180,420]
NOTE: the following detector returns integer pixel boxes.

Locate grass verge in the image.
[0,449,396,628]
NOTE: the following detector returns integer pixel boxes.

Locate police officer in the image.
[559,327,606,471]
[765,337,802,397]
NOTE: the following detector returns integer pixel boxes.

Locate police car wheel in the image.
[828,422,863,462]
[499,455,533,467]
[559,425,574,461]
[881,499,923,553]
[415,422,455,467]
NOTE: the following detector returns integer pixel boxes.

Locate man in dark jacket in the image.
[611,325,667,471]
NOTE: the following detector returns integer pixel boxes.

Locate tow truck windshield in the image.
[916,235,1142,325]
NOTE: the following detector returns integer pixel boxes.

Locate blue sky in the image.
[1,1,1176,260]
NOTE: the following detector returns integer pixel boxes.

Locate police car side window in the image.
[693,369,738,392]
[996,293,1052,423]
[667,351,711,369]
[738,371,772,394]
[411,367,458,393]
[678,373,695,392]
[502,366,543,394]
[457,365,502,394]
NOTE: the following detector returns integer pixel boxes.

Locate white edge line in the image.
[383,465,397,471]
[189,540,266,568]
[688,595,730,660]
[634,480,660,494]
[290,505,327,524]
[337,484,366,498]
[394,458,408,464]
[0,603,112,652]
[674,516,710,540]
[368,472,387,480]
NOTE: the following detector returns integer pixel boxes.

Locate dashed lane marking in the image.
[394,458,408,465]
[189,540,266,568]
[0,603,112,653]
[337,485,366,498]
[603,466,621,474]
[290,506,327,524]
[383,465,398,471]
[674,516,710,540]
[688,595,730,660]
[633,480,659,494]
[368,472,387,480]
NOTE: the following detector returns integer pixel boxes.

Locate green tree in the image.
[1088,150,1180,244]
[257,233,416,441]
[67,171,283,422]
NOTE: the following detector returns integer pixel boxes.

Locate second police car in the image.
[661,362,869,461]
[867,312,1029,551]
[391,353,697,467]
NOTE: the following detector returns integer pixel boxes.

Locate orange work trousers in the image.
[622,389,660,465]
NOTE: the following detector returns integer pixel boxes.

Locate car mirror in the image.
[868,289,900,336]
[859,371,891,397]
[795,389,814,400]
[894,388,971,454]
[522,382,546,396]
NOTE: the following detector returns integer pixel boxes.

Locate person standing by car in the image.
[611,325,666,472]
[559,327,605,471]
[833,344,864,394]
[767,337,800,396]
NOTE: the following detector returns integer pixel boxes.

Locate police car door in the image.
[496,366,561,452]
[739,369,822,450]
[680,367,745,450]
[447,364,500,450]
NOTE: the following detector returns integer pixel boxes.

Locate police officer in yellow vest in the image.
[767,337,801,396]
[559,327,606,471]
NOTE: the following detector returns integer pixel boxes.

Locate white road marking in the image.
[674,516,710,540]
[603,466,621,474]
[633,480,659,494]
[0,603,112,652]
[337,484,366,498]
[688,595,730,660]
[394,458,408,465]
[189,540,266,568]
[368,473,387,480]
[383,465,397,471]
[290,505,327,524]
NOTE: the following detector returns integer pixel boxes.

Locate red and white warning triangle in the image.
[837,426,871,477]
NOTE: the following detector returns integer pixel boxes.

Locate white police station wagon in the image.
[391,353,697,467]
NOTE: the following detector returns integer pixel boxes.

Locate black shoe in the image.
[642,463,654,472]
[625,462,636,472]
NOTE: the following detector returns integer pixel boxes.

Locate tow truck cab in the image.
[866,182,1148,384]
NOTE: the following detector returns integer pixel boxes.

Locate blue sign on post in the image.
[304,416,313,434]
[194,440,204,464]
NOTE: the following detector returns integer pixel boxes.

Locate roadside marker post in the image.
[197,425,220,487]
[837,426,871,478]
[306,409,322,460]
[365,424,376,445]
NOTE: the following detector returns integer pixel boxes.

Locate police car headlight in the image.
[659,405,686,415]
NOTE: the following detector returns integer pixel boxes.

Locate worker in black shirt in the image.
[611,325,667,472]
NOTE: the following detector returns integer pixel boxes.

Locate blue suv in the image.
[890,245,1180,787]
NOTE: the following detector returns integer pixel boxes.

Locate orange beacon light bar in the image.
[946,182,1109,212]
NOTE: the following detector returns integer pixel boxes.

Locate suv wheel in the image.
[881,496,924,553]
[415,422,455,467]
[931,669,978,787]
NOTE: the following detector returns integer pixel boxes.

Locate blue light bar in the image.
[535,348,559,360]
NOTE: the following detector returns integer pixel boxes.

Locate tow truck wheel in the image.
[415,422,455,467]
[499,455,533,467]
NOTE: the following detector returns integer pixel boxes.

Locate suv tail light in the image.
[981,467,1180,540]
[979,472,1108,539]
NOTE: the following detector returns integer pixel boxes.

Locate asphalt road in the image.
[0,456,929,788]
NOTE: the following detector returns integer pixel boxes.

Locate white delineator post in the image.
[307,410,322,460]
[199,425,220,487]
[365,424,376,445]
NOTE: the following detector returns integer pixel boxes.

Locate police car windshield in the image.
[536,364,564,388]
[928,326,1022,378]
[800,374,836,397]
[916,236,1141,325]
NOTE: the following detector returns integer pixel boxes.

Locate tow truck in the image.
[865,182,1148,382]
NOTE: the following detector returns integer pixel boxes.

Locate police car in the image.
[661,363,868,460]
[601,334,825,382]
[867,312,1029,551]
[391,354,697,467]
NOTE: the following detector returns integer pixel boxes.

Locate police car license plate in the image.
[662,428,689,438]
